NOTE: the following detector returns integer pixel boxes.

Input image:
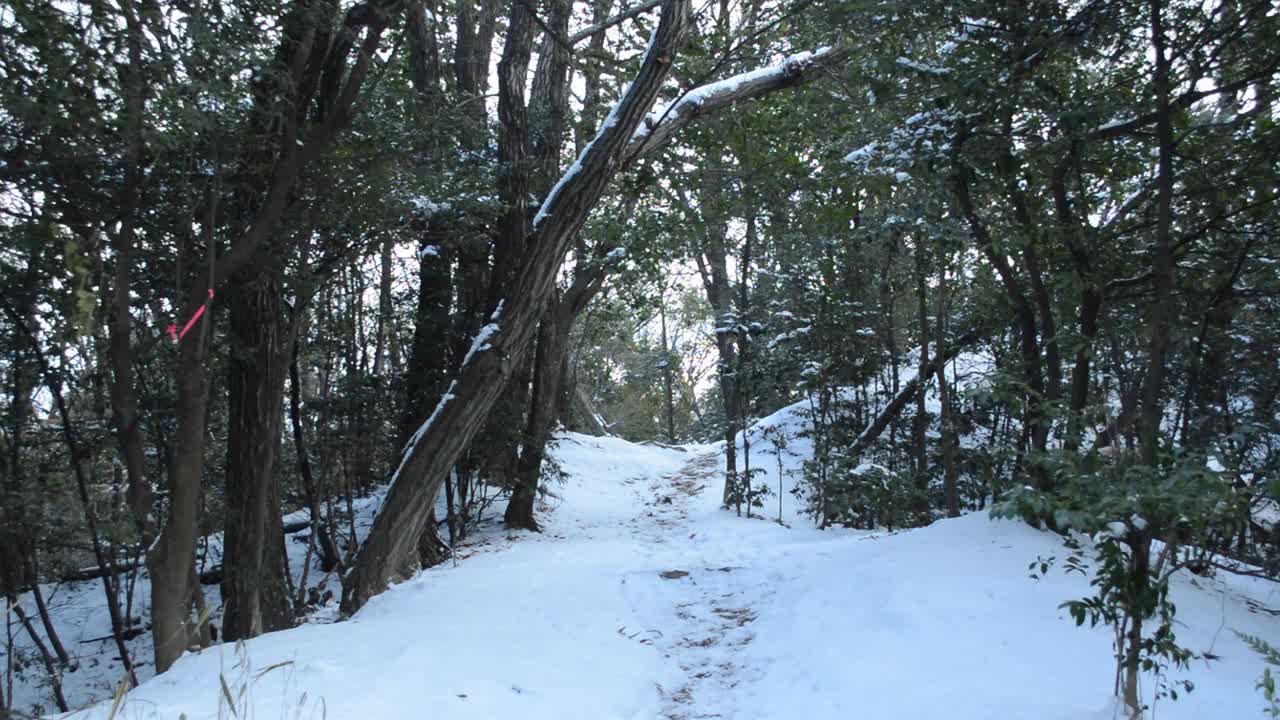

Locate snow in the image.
[1096,115,1136,132]
[460,302,505,367]
[533,22,664,229]
[409,197,450,215]
[895,57,951,75]
[632,47,835,148]
[10,409,1278,719]
[844,142,877,163]
[461,323,499,366]
[388,380,457,487]
[1,489,389,717]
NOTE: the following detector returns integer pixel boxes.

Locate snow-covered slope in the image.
[17,425,1280,719]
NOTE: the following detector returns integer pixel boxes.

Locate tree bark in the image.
[1053,152,1102,452]
[912,239,930,500]
[1139,0,1175,467]
[505,309,566,531]
[149,301,213,672]
[473,0,539,495]
[692,168,741,507]
[222,269,292,641]
[935,263,960,518]
[506,252,616,530]
[290,343,341,573]
[660,296,677,443]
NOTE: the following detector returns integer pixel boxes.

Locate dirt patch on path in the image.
[639,452,767,720]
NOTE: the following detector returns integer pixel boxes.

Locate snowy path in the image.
[624,450,773,719]
[57,431,1280,719]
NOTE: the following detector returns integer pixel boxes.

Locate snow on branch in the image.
[623,45,850,162]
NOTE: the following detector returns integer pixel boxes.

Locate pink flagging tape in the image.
[169,289,215,343]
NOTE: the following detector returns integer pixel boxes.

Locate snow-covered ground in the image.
[8,412,1279,718]
[2,487,397,716]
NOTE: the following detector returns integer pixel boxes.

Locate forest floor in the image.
[19,426,1280,719]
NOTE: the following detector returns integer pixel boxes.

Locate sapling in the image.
[998,448,1231,718]
[763,424,790,524]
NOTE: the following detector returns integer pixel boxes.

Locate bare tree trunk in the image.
[506,252,616,530]
[1052,153,1101,452]
[693,171,741,507]
[24,553,69,666]
[106,0,155,547]
[852,329,984,462]
[738,211,756,517]
[878,234,900,469]
[222,270,292,640]
[478,0,539,493]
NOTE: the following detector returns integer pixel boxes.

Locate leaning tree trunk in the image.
[222,268,292,641]
[401,223,455,569]
[340,0,691,614]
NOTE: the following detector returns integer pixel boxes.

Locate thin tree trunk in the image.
[9,601,67,712]
[852,329,984,462]
[290,344,340,573]
[1139,0,1175,468]
[660,296,677,443]
[694,174,741,507]
[952,155,1051,491]
[935,262,960,518]
[739,211,756,517]
[24,553,69,666]
[149,291,212,673]
[1052,154,1101,452]
[912,239,930,507]
[0,302,140,684]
